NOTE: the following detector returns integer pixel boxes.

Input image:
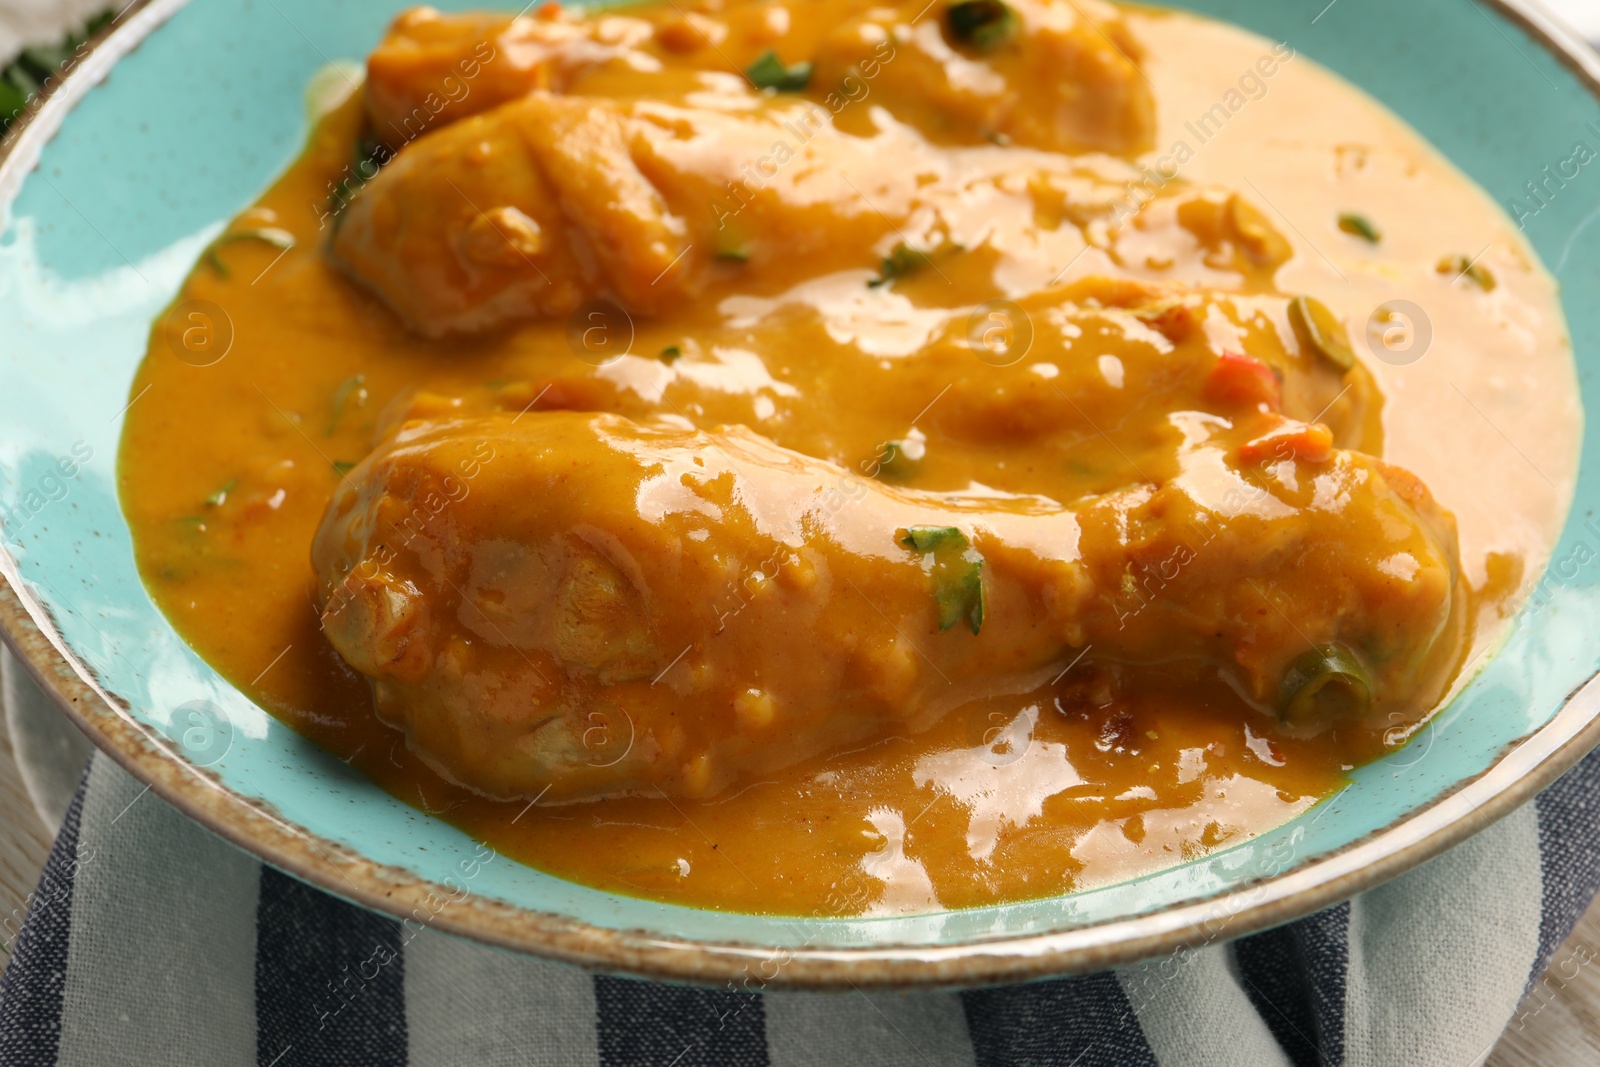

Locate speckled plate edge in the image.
[3,0,1600,992]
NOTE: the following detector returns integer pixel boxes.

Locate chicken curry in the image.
[118,0,1581,914]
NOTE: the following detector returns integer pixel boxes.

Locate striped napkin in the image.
[1,659,1599,1067]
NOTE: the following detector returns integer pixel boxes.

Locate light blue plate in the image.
[4,0,1600,988]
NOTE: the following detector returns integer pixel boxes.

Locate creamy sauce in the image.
[116,2,1579,915]
[1133,14,1578,651]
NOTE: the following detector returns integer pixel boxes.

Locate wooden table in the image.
[0,702,1593,1062]
[0,698,55,971]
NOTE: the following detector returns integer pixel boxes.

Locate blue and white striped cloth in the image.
[1,740,1599,1065]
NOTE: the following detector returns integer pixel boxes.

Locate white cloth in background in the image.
[0,0,115,68]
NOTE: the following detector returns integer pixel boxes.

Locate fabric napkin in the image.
[1,652,1599,1066]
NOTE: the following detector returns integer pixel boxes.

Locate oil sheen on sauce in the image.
[117,5,1581,915]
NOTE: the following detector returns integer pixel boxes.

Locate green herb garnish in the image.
[332,460,357,475]
[0,63,36,119]
[0,10,113,132]
[1279,643,1370,727]
[714,240,751,263]
[203,227,296,278]
[1287,295,1355,371]
[746,50,812,92]
[204,479,236,507]
[1337,212,1381,243]
[660,344,683,362]
[1438,254,1496,292]
[900,525,986,634]
[902,526,964,552]
[868,242,933,288]
[945,0,1017,50]
[871,440,918,480]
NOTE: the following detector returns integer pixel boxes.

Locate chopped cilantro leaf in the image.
[900,526,986,634]
[868,242,933,288]
[746,50,812,92]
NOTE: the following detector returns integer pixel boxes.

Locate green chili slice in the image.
[1287,295,1356,371]
[1279,643,1371,726]
[946,0,1018,50]
[203,227,296,278]
[1337,212,1381,243]
[1438,254,1496,291]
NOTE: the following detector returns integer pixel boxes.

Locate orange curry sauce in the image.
[117,0,1575,914]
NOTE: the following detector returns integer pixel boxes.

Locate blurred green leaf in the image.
[2,10,114,133]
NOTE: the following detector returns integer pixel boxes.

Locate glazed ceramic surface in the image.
[3,0,1600,989]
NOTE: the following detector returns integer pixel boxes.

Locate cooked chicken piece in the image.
[333,92,671,334]
[362,0,1155,155]
[365,4,695,141]
[330,77,1264,339]
[337,0,1162,337]
[811,0,1154,154]
[312,404,1462,802]
[329,91,957,334]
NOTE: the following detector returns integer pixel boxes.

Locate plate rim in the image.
[3,0,1600,991]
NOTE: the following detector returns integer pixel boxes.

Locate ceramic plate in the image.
[4,0,1600,989]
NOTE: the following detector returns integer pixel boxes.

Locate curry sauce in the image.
[117,0,1581,914]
